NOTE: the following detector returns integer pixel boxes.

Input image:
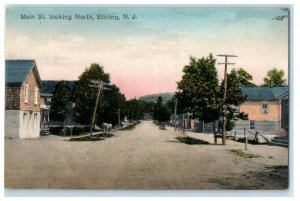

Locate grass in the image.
[159,126,167,130]
[232,149,261,158]
[176,136,210,145]
[235,138,268,145]
[120,124,136,131]
[268,165,288,170]
[69,133,114,141]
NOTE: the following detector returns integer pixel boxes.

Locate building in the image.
[40,92,52,131]
[39,80,75,132]
[233,86,289,136]
[5,60,42,138]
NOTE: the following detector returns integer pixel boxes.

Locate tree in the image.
[73,63,125,127]
[236,68,256,87]
[177,54,249,140]
[177,54,222,122]
[262,68,287,87]
[220,69,248,131]
[95,85,126,127]
[49,80,71,121]
[152,96,171,124]
[125,98,143,122]
[272,8,289,21]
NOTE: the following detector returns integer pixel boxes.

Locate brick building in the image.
[5,60,42,138]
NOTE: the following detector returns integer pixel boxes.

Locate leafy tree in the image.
[166,95,187,116]
[73,63,125,127]
[236,68,256,87]
[272,8,289,21]
[177,55,250,136]
[177,54,222,122]
[125,98,143,122]
[152,96,171,124]
[49,80,71,121]
[262,68,287,87]
[220,69,248,130]
[95,85,126,127]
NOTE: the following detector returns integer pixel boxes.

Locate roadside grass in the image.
[69,133,114,141]
[120,124,136,131]
[232,149,261,158]
[235,138,268,145]
[176,136,210,145]
[268,165,288,170]
[159,126,167,130]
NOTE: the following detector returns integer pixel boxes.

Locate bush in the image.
[69,133,114,141]
[231,149,260,158]
[49,126,91,136]
[176,136,210,145]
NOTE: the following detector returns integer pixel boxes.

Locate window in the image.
[47,97,51,102]
[24,83,28,103]
[34,87,39,105]
[250,121,255,129]
[262,102,268,114]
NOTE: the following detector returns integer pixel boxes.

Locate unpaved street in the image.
[5,121,288,189]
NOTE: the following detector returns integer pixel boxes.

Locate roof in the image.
[41,80,76,94]
[5,60,42,86]
[241,86,288,101]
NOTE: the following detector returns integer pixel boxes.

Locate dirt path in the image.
[5,121,288,189]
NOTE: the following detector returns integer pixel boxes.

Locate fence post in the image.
[244,127,248,150]
[234,131,237,141]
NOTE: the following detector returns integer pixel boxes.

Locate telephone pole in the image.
[118,108,121,129]
[89,80,111,137]
[90,81,103,137]
[217,54,237,145]
[174,98,177,131]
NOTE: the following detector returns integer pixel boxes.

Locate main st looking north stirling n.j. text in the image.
[20,13,122,21]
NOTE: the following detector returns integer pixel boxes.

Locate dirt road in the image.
[5,121,288,189]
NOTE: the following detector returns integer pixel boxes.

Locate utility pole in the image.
[89,80,112,137]
[90,81,103,137]
[174,98,177,131]
[118,108,121,129]
[217,54,237,145]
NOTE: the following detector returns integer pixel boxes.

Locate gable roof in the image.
[5,60,42,87]
[241,86,288,101]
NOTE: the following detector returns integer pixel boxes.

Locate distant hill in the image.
[138,93,174,103]
[41,80,76,94]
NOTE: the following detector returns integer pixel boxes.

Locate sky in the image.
[5,6,289,99]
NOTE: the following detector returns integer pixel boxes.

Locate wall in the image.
[5,110,21,138]
[5,110,40,139]
[19,111,40,138]
[240,101,279,121]
[40,95,45,106]
[20,67,40,112]
[232,120,279,136]
[5,84,21,110]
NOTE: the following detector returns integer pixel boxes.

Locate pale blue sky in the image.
[5,6,289,98]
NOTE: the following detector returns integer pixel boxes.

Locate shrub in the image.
[176,136,210,145]
[232,149,260,158]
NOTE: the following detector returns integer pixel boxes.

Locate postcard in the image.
[4,6,289,190]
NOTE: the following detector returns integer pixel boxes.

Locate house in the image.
[5,60,42,138]
[40,92,52,131]
[233,86,289,136]
[39,80,75,132]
